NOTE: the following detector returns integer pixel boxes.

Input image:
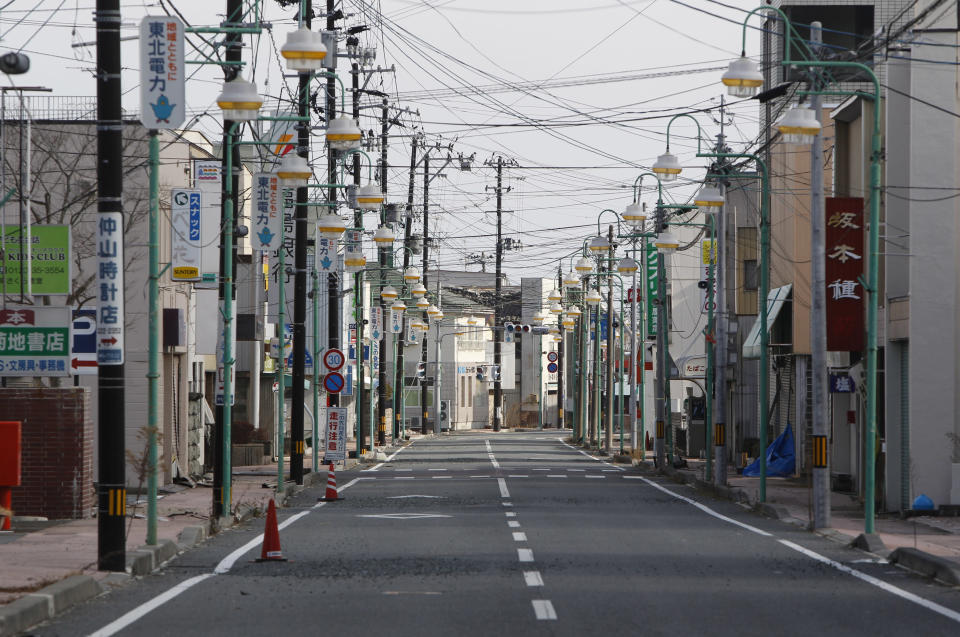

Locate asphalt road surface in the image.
[32,431,960,636]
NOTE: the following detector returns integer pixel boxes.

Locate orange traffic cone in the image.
[318,462,341,502]
[256,499,286,562]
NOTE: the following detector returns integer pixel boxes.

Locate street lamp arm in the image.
[664,113,704,154]
[632,171,664,204]
[340,148,376,181]
[596,209,622,237]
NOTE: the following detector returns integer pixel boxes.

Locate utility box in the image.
[0,420,21,486]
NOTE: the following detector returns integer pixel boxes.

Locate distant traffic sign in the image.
[547,351,558,363]
[323,371,345,393]
[323,348,345,371]
[547,362,558,374]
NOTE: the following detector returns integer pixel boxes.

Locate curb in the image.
[889,547,960,586]
[0,575,102,637]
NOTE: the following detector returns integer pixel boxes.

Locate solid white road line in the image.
[777,539,960,625]
[585,475,605,479]
[512,532,527,542]
[639,476,960,626]
[431,476,452,479]
[508,520,521,528]
[498,478,511,499]
[532,600,557,620]
[485,440,500,469]
[364,440,414,471]
[547,474,567,478]
[557,437,625,471]
[393,476,415,480]
[523,571,544,587]
[508,474,529,478]
[88,574,215,637]
[518,548,535,562]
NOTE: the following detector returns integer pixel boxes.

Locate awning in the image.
[742,283,792,359]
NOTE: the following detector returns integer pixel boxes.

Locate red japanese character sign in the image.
[825,197,864,351]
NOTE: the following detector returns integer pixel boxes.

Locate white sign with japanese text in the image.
[170,189,202,281]
[139,16,185,130]
[97,213,124,365]
[370,306,383,341]
[325,407,348,461]
[390,309,403,334]
[251,173,281,251]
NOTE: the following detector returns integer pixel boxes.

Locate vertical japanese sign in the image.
[390,309,403,333]
[139,17,185,130]
[700,239,716,314]
[0,307,71,376]
[646,242,658,340]
[97,213,124,365]
[170,189,202,280]
[825,197,865,351]
[251,173,281,251]
[325,407,347,461]
[194,160,221,286]
[370,306,383,341]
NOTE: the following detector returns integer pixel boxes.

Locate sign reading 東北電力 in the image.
[139,16,185,129]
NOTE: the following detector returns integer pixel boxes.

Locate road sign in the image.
[140,16,185,129]
[547,362,558,374]
[546,351,558,363]
[71,309,97,375]
[370,306,383,340]
[97,212,124,365]
[0,306,71,376]
[170,189,202,281]
[323,348,345,371]
[325,407,347,461]
[323,371,345,393]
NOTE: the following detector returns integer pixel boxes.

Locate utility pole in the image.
[557,266,564,430]
[493,156,504,431]
[95,0,125,572]
[290,0,312,485]
[809,21,830,529]
[710,96,731,487]
[420,149,430,435]
[213,0,243,519]
[352,54,365,454]
[326,0,341,420]
[654,203,667,468]
[604,225,615,454]
[395,134,417,440]
[377,96,388,447]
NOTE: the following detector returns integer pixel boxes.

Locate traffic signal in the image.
[439,400,449,425]
[490,365,501,381]
[520,324,531,334]
[504,322,516,334]
[416,361,426,379]
[0,52,29,75]
[476,366,486,381]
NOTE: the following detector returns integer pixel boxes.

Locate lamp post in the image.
[725,6,881,529]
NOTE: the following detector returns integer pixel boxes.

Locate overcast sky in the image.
[1,0,763,285]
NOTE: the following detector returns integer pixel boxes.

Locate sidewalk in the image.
[0,447,380,636]
[655,457,960,584]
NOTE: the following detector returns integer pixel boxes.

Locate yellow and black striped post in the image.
[812,435,828,468]
[714,422,725,448]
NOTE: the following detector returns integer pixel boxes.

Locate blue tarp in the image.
[743,423,795,477]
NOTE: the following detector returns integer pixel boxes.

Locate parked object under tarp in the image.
[742,423,795,477]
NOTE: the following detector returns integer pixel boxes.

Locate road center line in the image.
[518,548,535,562]
[498,478,511,499]
[513,532,527,542]
[508,521,521,528]
[532,599,557,620]
[524,571,544,587]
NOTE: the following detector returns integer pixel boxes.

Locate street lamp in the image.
[616,256,638,275]
[694,184,725,211]
[326,115,362,151]
[563,270,580,288]
[276,153,312,187]
[777,106,821,145]
[281,27,327,71]
[380,285,399,302]
[317,212,346,241]
[575,257,594,274]
[589,234,612,253]
[654,230,679,254]
[623,201,647,228]
[410,282,427,298]
[404,266,421,283]
[548,288,563,303]
[358,183,386,210]
[216,76,263,120]
[415,296,430,310]
[372,225,395,245]
[721,54,764,97]
[652,150,682,182]
[585,290,602,306]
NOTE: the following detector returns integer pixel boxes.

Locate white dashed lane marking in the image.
[532,600,557,620]
[513,532,527,542]
[524,571,544,587]
[508,521,521,528]
[518,548,535,562]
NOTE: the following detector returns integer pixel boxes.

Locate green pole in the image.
[704,215,716,482]
[639,236,646,460]
[312,269,319,475]
[276,192,286,495]
[146,130,159,546]
[221,121,240,512]
[618,305,625,455]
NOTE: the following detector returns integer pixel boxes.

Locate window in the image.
[744,259,759,291]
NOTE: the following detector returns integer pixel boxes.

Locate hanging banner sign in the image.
[390,309,403,334]
[316,236,335,272]
[251,174,281,251]
[325,407,347,460]
[0,306,71,376]
[370,306,383,341]
[170,189,202,280]
[139,16,185,129]
[646,242,658,340]
[97,213,124,365]
[701,239,716,314]
[1,225,71,296]
[825,197,865,351]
